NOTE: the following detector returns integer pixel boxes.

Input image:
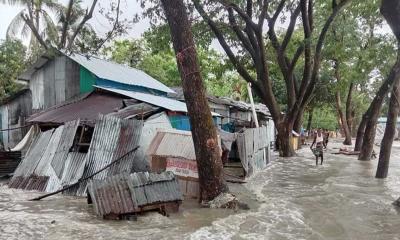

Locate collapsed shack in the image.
[147,126,270,199]
[87,171,183,220]
[8,115,146,195]
[225,127,270,178]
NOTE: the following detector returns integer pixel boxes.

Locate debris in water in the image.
[203,193,240,210]
[87,171,183,220]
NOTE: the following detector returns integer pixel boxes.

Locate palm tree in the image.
[2,0,63,49]
[3,0,122,54]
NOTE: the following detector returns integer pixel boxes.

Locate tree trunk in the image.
[359,59,400,160]
[293,108,304,133]
[306,107,314,132]
[376,74,400,178]
[161,0,227,201]
[334,60,352,145]
[336,91,352,145]
[354,112,368,151]
[345,82,354,133]
[375,0,400,178]
[277,119,295,157]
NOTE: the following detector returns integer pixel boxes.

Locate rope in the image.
[176,45,201,79]
[0,124,33,132]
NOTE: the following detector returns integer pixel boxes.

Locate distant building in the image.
[377,117,400,140]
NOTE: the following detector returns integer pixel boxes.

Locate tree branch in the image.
[59,0,74,49]
[93,0,121,52]
[258,0,268,31]
[246,0,253,17]
[297,0,312,104]
[308,0,314,31]
[20,13,48,49]
[269,0,286,28]
[193,0,256,86]
[289,44,304,73]
[281,5,301,52]
[223,1,258,30]
[227,8,257,59]
[66,0,98,51]
[300,0,351,108]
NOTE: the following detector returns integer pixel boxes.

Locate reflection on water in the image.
[1,141,399,240]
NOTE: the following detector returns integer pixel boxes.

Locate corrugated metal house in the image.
[0,89,32,149]
[168,87,275,141]
[1,51,234,149]
[0,50,180,148]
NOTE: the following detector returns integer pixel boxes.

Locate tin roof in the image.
[95,86,188,112]
[147,129,196,160]
[96,86,221,116]
[106,102,159,119]
[27,92,125,124]
[168,87,271,116]
[67,52,175,94]
[87,171,183,217]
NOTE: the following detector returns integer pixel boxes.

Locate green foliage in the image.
[139,50,181,87]
[304,106,339,131]
[104,35,247,99]
[103,39,148,68]
[0,39,26,100]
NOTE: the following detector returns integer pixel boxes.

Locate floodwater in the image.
[1,140,399,240]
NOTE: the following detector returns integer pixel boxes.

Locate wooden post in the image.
[247,83,259,128]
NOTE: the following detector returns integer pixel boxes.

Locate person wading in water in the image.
[323,129,330,149]
[310,128,324,165]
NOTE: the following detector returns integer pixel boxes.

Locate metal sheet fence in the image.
[236,126,269,177]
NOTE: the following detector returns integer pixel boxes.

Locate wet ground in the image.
[0,140,399,240]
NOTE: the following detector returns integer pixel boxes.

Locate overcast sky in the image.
[0,0,150,41]
[0,1,393,53]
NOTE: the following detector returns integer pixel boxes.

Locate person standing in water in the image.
[310,128,324,165]
[323,129,330,149]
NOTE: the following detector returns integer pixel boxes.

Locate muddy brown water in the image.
[1,140,399,240]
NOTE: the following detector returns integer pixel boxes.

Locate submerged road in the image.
[0,140,399,240]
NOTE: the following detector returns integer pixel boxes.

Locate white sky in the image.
[0,0,150,41]
[0,1,393,53]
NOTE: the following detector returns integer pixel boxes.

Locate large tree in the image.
[192,0,350,156]
[323,2,385,145]
[160,0,227,201]
[375,0,400,178]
